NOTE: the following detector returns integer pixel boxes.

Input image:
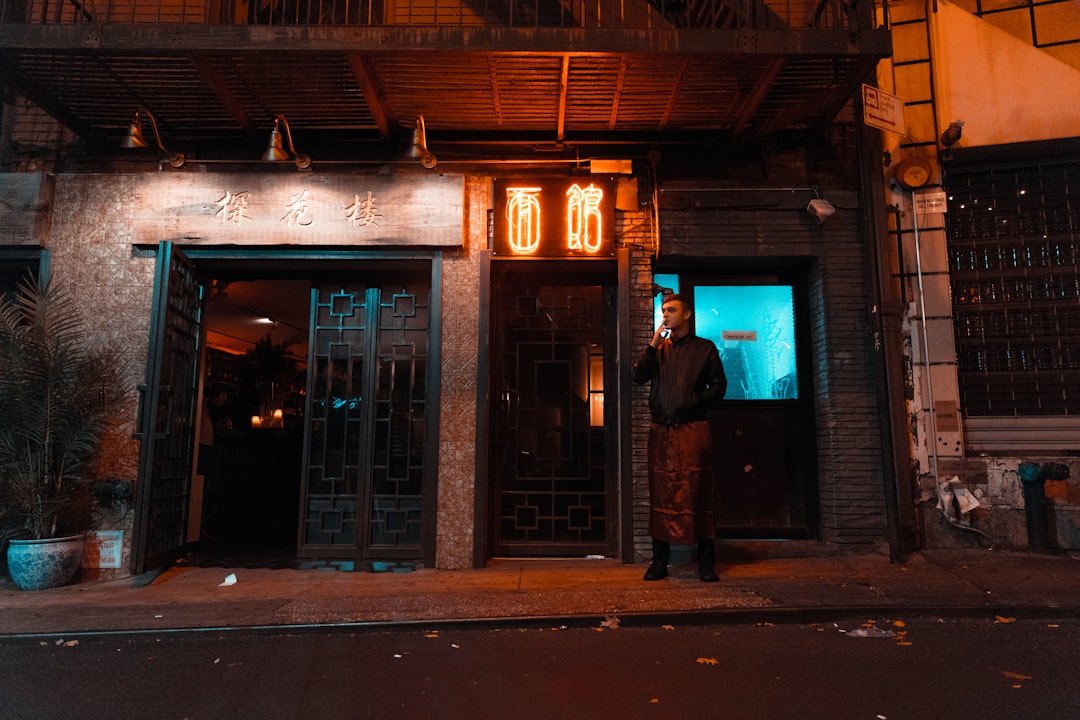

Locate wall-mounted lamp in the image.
[940,120,964,149]
[807,198,836,224]
[405,115,437,169]
[121,107,186,168]
[262,114,311,169]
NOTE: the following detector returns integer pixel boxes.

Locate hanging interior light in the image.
[406,114,437,169]
[262,114,311,169]
[121,107,185,168]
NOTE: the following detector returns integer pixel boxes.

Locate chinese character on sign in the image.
[566,183,603,252]
[215,190,252,225]
[344,191,381,228]
[281,190,314,227]
[506,187,542,254]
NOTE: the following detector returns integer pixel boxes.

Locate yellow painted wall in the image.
[930,0,1080,148]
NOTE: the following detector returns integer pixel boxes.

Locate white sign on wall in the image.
[862,85,906,135]
[914,190,949,214]
[85,531,124,569]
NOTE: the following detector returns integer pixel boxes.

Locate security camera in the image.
[807,198,836,224]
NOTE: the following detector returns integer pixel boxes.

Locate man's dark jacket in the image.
[632,334,727,425]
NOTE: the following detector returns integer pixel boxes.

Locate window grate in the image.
[946,157,1080,417]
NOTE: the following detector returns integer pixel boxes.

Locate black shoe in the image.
[697,538,718,582]
[643,562,669,581]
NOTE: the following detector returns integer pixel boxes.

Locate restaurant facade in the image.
[11,0,1043,579]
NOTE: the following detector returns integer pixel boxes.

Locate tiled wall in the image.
[435,176,487,569]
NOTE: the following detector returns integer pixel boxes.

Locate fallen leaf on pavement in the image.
[600,616,621,630]
[1002,671,1032,681]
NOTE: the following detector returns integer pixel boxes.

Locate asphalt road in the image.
[2,615,1078,720]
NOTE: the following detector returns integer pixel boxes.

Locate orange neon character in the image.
[566,183,603,253]
[506,187,542,254]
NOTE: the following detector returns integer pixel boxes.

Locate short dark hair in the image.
[662,293,692,313]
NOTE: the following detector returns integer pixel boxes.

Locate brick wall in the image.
[651,186,888,551]
[617,209,659,561]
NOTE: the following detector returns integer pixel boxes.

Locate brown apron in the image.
[647,420,716,544]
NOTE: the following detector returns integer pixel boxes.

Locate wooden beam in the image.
[658,58,688,132]
[0,54,96,141]
[190,54,255,134]
[813,55,878,133]
[556,55,568,142]
[731,57,785,140]
[608,55,627,131]
[345,52,391,138]
[0,24,892,58]
[488,56,504,128]
[752,91,835,140]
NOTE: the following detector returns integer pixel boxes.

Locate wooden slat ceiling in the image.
[0,24,890,164]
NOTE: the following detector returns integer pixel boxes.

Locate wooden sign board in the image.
[0,173,50,245]
[129,173,464,246]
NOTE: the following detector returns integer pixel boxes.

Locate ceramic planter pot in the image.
[6,534,85,590]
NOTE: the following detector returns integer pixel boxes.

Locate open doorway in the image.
[135,247,439,573]
[192,278,310,565]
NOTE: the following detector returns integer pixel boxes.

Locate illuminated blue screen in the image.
[653,279,797,401]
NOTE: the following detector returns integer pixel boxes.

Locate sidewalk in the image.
[1,547,1079,636]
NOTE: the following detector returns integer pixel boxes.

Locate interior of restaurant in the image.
[194,278,311,563]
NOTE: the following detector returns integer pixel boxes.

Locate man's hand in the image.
[650,323,670,349]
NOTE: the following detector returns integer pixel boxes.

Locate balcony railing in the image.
[0,0,879,31]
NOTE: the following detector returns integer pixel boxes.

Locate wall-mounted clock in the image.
[893,157,932,190]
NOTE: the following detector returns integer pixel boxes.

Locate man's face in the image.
[661,299,691,333]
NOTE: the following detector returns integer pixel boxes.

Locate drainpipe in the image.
[912,200,991,542]
[859,115,918,559]
[911,193,939,490]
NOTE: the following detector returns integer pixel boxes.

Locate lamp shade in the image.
[119,108,185,168]
[121,120,148,149]
[262,125,290,162]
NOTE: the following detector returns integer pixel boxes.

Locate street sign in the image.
[862,84,906,135]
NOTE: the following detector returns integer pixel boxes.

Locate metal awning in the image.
[0,10,891,165]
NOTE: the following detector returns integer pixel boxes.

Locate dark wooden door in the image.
[491,266,617,556]
[132,242,203,574]
[298,276,432,560]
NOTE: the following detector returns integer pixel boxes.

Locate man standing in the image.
[632,293,727,582]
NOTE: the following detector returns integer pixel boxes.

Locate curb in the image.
[3,602,1080,641]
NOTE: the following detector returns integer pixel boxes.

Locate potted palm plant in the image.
[0,272,126,590]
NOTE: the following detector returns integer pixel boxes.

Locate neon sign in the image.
[505,186,542,254]
[494,179,615,257]
[566,183,603,253]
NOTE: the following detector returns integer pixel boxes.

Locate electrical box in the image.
[934,400,964,457]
